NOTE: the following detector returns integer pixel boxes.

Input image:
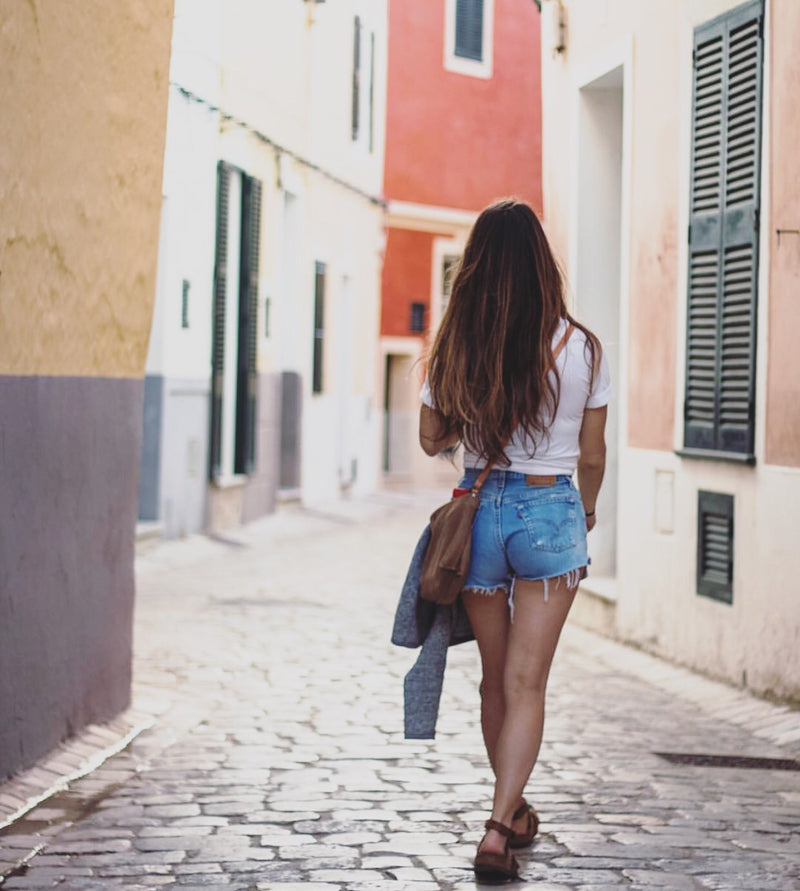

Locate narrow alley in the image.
[0,494,798,890]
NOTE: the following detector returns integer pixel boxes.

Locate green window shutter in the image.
[684,0,762,458]
[312,262,326,394]
[235,174,262,475]
[351,16,361,141]
[210,161,230,480]
[696,490,734,603]
[455,0,484,62]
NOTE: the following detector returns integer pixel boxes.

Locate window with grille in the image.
[455,0,484,61]
[683,0,763,462]
[210,161,261,480]
[410,302,426,334]
[696,490,734,603]
[444,0,493,79]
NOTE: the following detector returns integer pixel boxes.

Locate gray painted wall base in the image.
[243,372,281,522]
[139,375,210,538]
[0,375,142,781]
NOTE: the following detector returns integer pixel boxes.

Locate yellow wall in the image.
[0,1,174,378]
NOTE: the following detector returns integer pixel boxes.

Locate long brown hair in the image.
[427,199,600,466]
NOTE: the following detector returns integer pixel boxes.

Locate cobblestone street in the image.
[1,493,799,890]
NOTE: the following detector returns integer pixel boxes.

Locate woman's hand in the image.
[585,511,597,532]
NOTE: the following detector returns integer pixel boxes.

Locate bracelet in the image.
[585,509,595,517]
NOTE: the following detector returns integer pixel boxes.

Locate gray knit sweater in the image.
[391,525,475,739]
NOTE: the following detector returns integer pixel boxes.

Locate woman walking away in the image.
[419,199,610,883]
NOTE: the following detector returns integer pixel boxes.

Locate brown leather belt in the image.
[525,474,557,486]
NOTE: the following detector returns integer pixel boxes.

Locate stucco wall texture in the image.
[384,0,542,214]
[765,0,800,467]
[0,1,174,780]
[0,1,174,378]
[381,228,442,338]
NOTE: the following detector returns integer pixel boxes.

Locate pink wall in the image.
[384,0,542,214]
[765,0,800,467]
[381,227,439,338]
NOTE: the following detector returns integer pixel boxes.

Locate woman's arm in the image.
[577,405,607,532]
[419,404,460,456]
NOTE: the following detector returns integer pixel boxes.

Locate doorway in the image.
[576,65,624,581]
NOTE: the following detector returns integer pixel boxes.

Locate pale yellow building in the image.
[0,1,174,779]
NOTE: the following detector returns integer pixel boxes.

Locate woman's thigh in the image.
[462,588,510,686]
[504,578,577,694]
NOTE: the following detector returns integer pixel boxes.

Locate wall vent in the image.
[697,490,734,603]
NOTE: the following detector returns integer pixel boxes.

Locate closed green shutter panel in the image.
[351,16,361,141]
[455,0,483,62]
[235,175,261,475]
[684,0,762,458]
[210,161,230,479]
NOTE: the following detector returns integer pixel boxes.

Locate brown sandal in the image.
[509,798,539,849]
[473,818,520,883]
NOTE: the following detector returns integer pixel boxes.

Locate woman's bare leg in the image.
[479,576,577,854]
[461,588,509,769]
[461,588,529,834]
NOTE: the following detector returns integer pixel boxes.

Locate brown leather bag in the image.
[418,323,575,606]
[419,464,494,605]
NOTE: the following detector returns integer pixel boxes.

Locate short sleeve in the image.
[586,348,611,408]
[420,375,435,408]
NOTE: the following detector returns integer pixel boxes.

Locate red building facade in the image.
[381,0,542,479]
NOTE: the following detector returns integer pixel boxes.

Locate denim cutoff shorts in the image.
[458,468,588,601]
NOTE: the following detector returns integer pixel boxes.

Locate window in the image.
[410,302,426,333]
[351,16,361,141]
[368,31,376,153]
[352,16,376,152]
[210,162,262,480]
[441,254,460,318]
[455,0,483,60]
[312,262,326,394]
[445,0,494,78]
[696,490,734,603]
[683,0,763,461]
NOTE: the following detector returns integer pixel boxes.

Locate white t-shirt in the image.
[420,318,611,475]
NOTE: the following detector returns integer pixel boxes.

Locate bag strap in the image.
[470,321,575,495]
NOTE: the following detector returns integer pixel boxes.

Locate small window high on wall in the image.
[210,162,262,481]
[445,0,494,79]
[682,0,763,463]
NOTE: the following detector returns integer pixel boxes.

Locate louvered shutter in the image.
[455,0,484,62]
[210,161,230,479]
[235,175,261,475]
[351,16,361,141]
[684,1,762,459]
[697,490,734,603]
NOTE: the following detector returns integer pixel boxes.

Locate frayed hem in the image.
[462,585,509,598]
[514,568,584,607]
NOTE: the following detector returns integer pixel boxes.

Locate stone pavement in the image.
[0,492,799,890]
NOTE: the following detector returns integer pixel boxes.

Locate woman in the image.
[419,199,609,882]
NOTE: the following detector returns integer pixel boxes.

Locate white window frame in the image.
[431,237,464,333]
[444,0,494,80]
